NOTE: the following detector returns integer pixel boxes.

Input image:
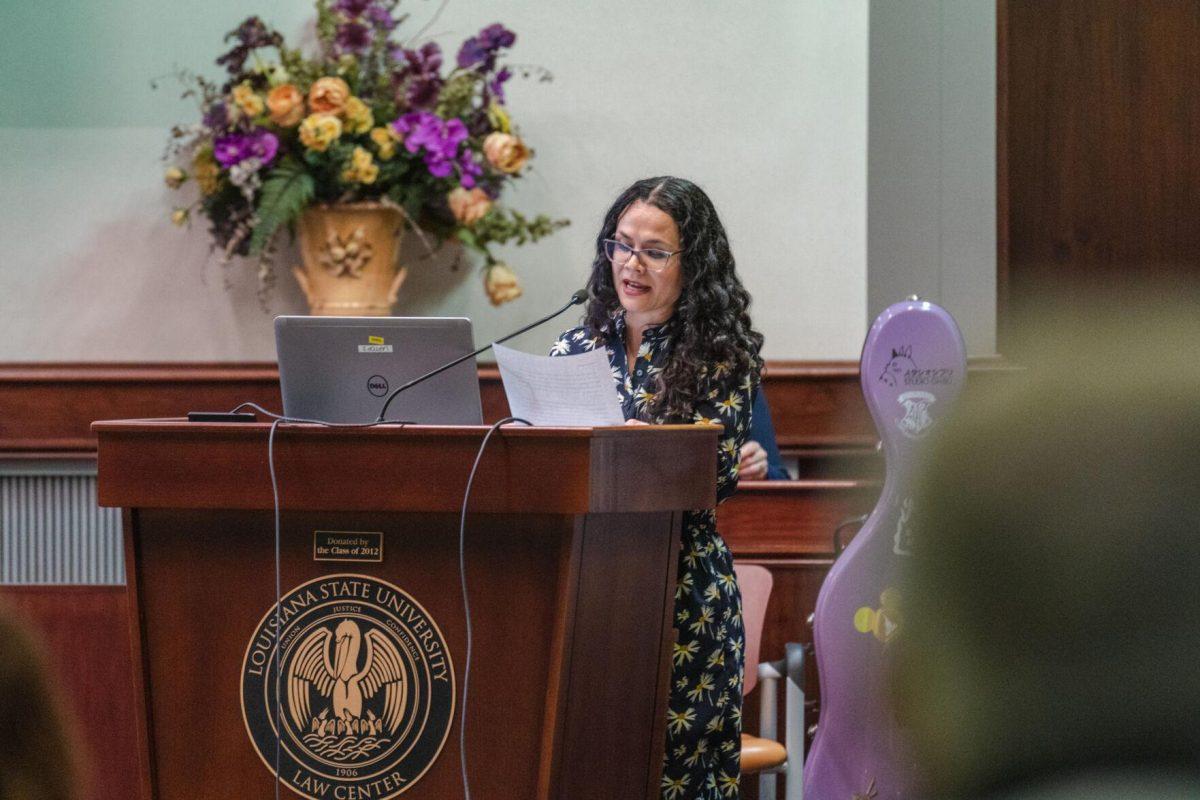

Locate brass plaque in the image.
[313,530,383,563]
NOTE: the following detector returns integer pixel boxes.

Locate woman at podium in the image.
[551,176,764,799]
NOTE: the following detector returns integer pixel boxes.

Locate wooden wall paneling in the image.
[719,480,880,557]
[0,364,280,454]
[0,360,1017,467]
[0,585,142,800]
[1000,0,1200,349]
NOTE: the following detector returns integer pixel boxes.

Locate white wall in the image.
[866,0,997,356]
[0,1,870,362]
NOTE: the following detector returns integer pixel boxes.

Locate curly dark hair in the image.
[583,176,764,421]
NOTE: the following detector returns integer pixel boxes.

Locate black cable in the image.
[231,401,530,800]
[456,416,531,800]
[233,402,413,800]
[268,417,283,800]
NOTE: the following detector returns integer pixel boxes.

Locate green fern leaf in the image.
[250,160,314,256]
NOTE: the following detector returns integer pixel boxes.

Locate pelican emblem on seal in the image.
[288,619,407,756]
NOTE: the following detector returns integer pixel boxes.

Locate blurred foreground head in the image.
[0,608,76,800]
[895,293,1200,798]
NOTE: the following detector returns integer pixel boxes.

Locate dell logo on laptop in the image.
[367,375,389,397]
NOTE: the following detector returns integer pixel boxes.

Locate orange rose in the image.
[447,187,493,225]
[267,84,304,127]
[308,76,351,116]
[482,132,530,174]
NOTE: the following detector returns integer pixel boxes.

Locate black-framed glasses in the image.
[602,238,682,272]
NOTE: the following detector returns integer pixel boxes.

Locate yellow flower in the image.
[267,84,304,127]
[343,96,373,135]
[447,187,492,225]
[192,148,220,195]
[163,166,186,189]
[308,76,351,116]
[299,113,343,152]
[369,127,397,160]
[170,208,189,226]
[482,132,530,174]
[484,263,522,305]
[341,146,378,184]
[232,82,264,118]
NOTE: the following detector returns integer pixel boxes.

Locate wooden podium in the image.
[94,419,717,800]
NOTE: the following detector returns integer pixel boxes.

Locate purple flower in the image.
[213,128,279,169]
[391,112,471,180]
[488,67,512,104]
[457,23,516,71]
[203,102,229,131]
[335,21,372,54]
[458,150,483,188]
[216,17,283,77]
[394,42,444,110]
[365,4,397,30]
[332,0,372,16]
[406,74,442,109]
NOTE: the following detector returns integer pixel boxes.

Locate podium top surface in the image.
[93,418,719,514]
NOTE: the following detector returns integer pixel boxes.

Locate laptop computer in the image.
[274,316,484,424]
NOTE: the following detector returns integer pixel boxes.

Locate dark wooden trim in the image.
[122,509,156,800]
[0,363,283,454]
[719,480,880,557]
[535,517,585,800]
[0,360,1021,471]
[94,420,717,515]
[995,0,1011,350]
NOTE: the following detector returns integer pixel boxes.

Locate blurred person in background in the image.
[893,294,1200,799]
[0,607,78,800]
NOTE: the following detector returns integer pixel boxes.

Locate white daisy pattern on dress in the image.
[551,313,755,799]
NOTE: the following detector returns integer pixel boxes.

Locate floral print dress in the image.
[551,314,755,800]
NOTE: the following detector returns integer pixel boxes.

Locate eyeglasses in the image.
[602,238,682,272]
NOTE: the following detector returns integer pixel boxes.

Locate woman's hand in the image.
[738,440,769,480]
[624,418,650,426]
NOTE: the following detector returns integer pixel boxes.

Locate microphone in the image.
[376,289,589,422]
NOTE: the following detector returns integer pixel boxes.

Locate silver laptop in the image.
[275,316,484,424]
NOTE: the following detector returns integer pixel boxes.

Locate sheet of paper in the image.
[493,343,625,426]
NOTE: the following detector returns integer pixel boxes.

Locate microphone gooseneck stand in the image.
[374,288,589,422]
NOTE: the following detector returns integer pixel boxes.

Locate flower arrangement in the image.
[162,0,568,305]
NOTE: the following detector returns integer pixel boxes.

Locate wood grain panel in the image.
[719,481,880,557]
[0,364,280,453]
[1000,0,1200,347]
[132,509,573,800]
[0,585,142,800]
[93,421,715,515]
[557,512,680,800]
[0,360,1017,482]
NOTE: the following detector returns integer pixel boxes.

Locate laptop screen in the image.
[275,316,484,424]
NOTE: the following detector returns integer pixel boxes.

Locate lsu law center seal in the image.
[241,574,454,799]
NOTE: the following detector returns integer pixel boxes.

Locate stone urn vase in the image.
[293,202,407,316]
